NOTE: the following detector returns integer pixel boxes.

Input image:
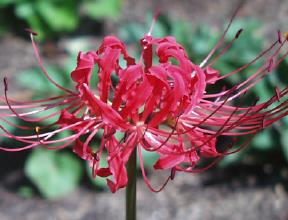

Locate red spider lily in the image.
[1,16,288,193]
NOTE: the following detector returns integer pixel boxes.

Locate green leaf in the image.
[63,37,95,56]
[83,0,122,20]
[0,117,19,134]
[36,1,78,31]
[119,23,146,44]
[137,149,159,168]
[145,14,167,38]
[15,2,45,37]
[225,18,261,41]
[252,129,273,151]
[252,80,274,103]
[170,20,192,45]
[190,25,220,59]
[219,150,245,168]
[0,0,20,7]
[18,66,67,95]
[14,0,79,39]
[276,59,288,85]
[14,2,35,18]
[25,148,82,199]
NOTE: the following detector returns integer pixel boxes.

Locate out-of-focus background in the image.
[1,0,288,219]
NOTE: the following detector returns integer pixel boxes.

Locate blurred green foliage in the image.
[12,14,288,199]
[25,148,82,199]
[0,0,122,39]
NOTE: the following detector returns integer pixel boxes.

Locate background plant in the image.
[0,0,122,39]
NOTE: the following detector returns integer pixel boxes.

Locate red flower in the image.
[1,18,288,193]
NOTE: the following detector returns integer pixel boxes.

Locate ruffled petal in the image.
[80,84,131,130]
[204,66,220,84]
[71,51,97,85]
[73,139,93,162]
[154,154,185,169]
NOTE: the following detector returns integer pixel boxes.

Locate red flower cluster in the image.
[1,19,288,193]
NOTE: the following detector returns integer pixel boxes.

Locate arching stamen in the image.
[268,58,274,72]
[179,88,234,136]
[142,115,180,152]
[147,9,160,36]
[2,80,79,121]
[208,39,279,84]
[176,156,222,173]
[138,146,171,192]
[207,28,243,67]
[209,40,287,101]
[180,93,253,155]
[199,2,244,68]
[28,32,76,95]
[224,133,257,155]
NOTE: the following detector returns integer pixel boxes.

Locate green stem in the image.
[126,148,137,220]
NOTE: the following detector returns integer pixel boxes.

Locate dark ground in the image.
[1,0,288,219]
[1,165,288,220]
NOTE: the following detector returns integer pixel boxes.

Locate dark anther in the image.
[253,97,260,106]
[278,30,283,44]
[3,77,8,92]
[235,28,243,39]
[92,151,100,161]
[25,28,38,36]
[170,167,176,180]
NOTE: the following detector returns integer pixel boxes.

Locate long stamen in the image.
[142,116,180,152]
[199,2,244,68]
[214,40,279,82]
[27,31,76,95]
[207,28,244,67]
[138,146,171,192]
[3,80,79,122]
[147,10,159,36]
[206,40,287,101]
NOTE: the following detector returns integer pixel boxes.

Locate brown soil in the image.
[1,166,288,220]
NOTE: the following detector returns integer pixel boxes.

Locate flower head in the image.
[1,15,288,193]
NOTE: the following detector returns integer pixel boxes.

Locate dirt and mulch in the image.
[1,0,288,219]
[1,163,288,220]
